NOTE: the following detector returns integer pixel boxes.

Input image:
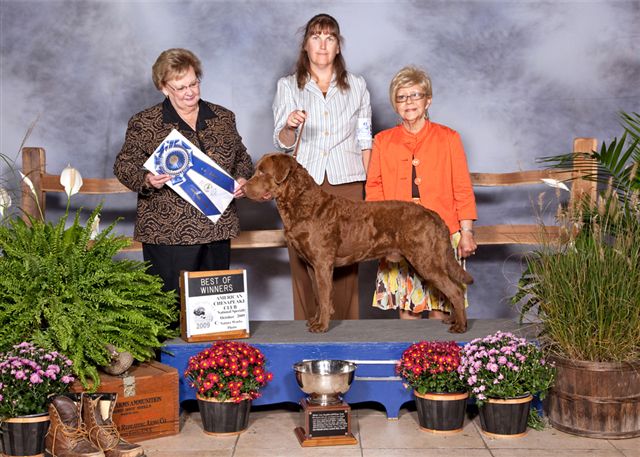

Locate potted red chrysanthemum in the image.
[184,341,273,435]
[397,341,468,434]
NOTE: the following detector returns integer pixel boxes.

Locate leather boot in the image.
[82,393,145,457]
[45,394,105,457]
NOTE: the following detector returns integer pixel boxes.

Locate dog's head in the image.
[244,153,297,202]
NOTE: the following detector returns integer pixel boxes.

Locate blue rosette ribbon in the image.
[154,138,235,217]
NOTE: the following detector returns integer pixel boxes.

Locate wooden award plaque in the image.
[294,398,357,447]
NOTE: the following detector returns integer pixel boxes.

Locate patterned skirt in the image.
[372,231,469,313]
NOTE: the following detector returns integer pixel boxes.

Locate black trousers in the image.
[142,240,231,295]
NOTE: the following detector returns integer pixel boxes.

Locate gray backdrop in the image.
[1,0,638,321]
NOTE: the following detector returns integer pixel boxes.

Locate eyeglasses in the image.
[395,92,426,103]
[167,79,200,94]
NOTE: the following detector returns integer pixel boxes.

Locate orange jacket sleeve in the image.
[449,132,477,222]
[365,136,386,201]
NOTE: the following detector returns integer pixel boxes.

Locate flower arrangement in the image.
[0,342,75,419]
[184,341,273,403]
[397,341,465,394]
[458,331,555,405]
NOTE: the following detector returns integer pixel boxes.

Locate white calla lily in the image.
[0,186,11,217]
[60,165,83,198]
[541,178,570,192]
[19,172,37,197]
[90,215,100,240]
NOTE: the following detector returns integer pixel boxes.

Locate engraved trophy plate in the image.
[293,360,358,447]
[308,405,349,437]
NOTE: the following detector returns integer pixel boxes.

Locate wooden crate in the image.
[71,360,180,442]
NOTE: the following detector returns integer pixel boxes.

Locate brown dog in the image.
[244,153,472,333]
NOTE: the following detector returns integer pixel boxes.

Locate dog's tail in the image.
[448,257,474,285]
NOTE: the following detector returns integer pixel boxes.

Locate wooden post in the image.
[570,138,598,206]
[20,147,46,221]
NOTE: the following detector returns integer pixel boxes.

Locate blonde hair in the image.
[389,66,432,114]
[152,48,202,90]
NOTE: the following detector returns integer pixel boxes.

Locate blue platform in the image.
[160,319,532,418]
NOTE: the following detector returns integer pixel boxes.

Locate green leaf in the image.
[0,204,178,389]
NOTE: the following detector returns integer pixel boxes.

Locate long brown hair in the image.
[294,14,349,91]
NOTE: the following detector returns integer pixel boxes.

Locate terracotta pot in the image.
[0,412,50,457]
[478,394,532,438]
[546,356,640,439]
[196,395,251,435]
[414,391,468,434]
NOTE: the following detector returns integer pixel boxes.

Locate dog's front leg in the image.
[307,262,335,333]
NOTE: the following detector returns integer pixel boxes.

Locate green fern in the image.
[0,205,178,388]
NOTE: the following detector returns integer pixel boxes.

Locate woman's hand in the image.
[234,178,247,198]
[285,110,307,130]
[278,110,307,147]
[145,173,171,189]
[458,229,477,259]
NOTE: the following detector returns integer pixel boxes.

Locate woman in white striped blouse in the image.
[273,13,372,322]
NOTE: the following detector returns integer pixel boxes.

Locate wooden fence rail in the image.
[21,138,598,252]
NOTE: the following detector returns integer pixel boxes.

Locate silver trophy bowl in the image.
[293,359,357,406]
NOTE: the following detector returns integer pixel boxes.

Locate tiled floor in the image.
[139,405,640,457]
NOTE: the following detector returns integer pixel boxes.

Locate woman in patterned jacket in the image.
[114,48,253,299]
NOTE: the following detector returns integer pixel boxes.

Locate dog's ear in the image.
[272,154,294,184]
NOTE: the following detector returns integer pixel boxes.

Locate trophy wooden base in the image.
[294,426,357,447]
[294,398,358,447]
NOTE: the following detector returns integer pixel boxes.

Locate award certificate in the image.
[143,129,237,224]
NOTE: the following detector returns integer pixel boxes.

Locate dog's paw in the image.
[447,322,467,334]
[442,316,454,324]
[308,322,329,333]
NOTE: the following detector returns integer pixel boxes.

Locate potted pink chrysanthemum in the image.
[458,331,555,437]
[0,342,75,455]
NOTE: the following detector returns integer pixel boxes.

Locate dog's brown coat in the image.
[244,153,472,333]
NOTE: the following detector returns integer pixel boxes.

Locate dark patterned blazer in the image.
[114,99,254,245]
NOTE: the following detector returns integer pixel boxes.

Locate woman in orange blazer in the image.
[365,66,477,320]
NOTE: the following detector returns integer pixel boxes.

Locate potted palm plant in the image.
[512,111,640,438]
[0,156,178,388]
[397,341,468,434]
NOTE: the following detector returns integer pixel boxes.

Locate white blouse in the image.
[272,72,372,185]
